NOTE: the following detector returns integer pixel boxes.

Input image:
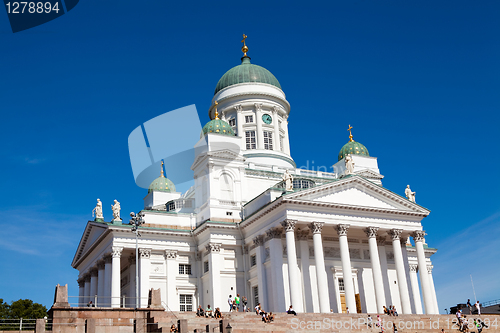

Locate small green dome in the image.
[214,57,282,95]
[338,140,370,161]
[148,175,175,193]
[201,118,235,138]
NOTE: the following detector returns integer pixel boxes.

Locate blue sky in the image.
[0,0,499,313]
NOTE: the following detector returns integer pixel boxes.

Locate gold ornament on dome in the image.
[347,124,354,142]
[241,34,248,56]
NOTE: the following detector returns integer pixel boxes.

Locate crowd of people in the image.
[455,300,487,333]
[382,305,398,316]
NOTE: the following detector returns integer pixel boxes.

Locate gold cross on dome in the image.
[241,34,249,56]
[347,124,354,142]
[241,34,247,46]
[160,161,165,177]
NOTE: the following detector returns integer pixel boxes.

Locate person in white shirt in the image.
[227,295,233,312]
[475,301,481,315]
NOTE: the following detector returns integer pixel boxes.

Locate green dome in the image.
[338,140,370,161]
[214,57,282,95]
[201,118,235,137]
[148,175,175,193]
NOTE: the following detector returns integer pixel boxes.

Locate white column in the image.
[283,114,291,155]
[297,232,313,312]
[103,254,112,307]
[77,278,85,306]
[390,229,412,314]
[365,227,386,313]
[139,248,151,308]
[377,236,393,307]
[235,104,243,139]
[97,261,105,306]
[310,222,330,313]
[337,224,356,313]
[111,247,123,308]
[409,264,423,314]
[413,231,435,314]
[255,103,264,149]
[428,265,439,313]
[272,107,280,152]
[253,235,268,311]
[83,274,91,305]
[266,228,286,312]
[165,250,178,311]
[206,243,222,309]
[128,256,136,308]
[282,219,302,312]
[89,268,98,305]
[401,239,416,314]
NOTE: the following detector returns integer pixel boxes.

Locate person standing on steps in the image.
[234,294,240,312]
[227,295,233,312]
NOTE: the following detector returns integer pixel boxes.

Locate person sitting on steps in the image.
[196,305,204,317]
[205,304,213,318]
[287,305,297,315]
[214,307,222,319]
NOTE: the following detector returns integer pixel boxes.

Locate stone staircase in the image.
[148,312,500,333]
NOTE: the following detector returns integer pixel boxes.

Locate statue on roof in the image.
[111,199,122,221]
[345,154,355,175]
[282,170,294,191]
[405,185,416,203]
[92,199,103,221]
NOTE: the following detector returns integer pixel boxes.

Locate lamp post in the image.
[225,323,232,333]
[130,211,145,309]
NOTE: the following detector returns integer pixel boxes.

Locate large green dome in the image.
[201,118,235,137]
[214,56,282,95]
[338,140,370,161]
[148,174,175,193]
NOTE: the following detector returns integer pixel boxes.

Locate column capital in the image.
[77,278,85,287]
[206,242,221,253]
[427,265,433,274]
[195,252,202,261]
[234,104,242,112]
[103,253,112,263]
[364,226,379,238]
[254,102,263,112]
[389,229,403,240]
[97,260,105,270]
[296,229,309,240]
[139,248,151,259]
[111,247,123,258]
[165,250,178,260]
[84,273,91,282]
[90,267,98,277]
[128,255,136,265]
[413,230,426,242]
[336,224,350,236]
[253,235,265,246]
[376,236,387,244]
[309,222,324,234]
[266,227,282,239]
[409,264,418,272]
[281,219,297,232]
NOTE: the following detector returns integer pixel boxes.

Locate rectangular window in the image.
[252,286,259,307]
[250,254,257,267]
[179,294,193,312]
[338,278,345,292]
[280,135,284,152]
[166,201,175,211]
[204,261,209,273]
[245,131,256,150]
[245,115,253,123]
[263,131,273,150]
[226,211,233,216]
[229,118,236,127]
[179,264,192,275]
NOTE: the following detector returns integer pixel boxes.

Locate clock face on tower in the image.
[262,114,272,124]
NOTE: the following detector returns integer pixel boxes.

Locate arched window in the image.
[220,173,234,201]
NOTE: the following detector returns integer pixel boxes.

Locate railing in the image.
[482,299,500,307]
[0,318,40,331]
[67,296,149,308]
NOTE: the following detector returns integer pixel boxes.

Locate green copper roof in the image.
[201,118,235,137]
[148,176,175,193]
[214,56,282,95]
[338,140,370,161]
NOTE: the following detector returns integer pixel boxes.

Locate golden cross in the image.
[241,34,247,46]
[347,124,353,142]
[214,101,219,119]
[160,161,164,177]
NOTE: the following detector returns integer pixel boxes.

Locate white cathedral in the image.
[72,39,439,315]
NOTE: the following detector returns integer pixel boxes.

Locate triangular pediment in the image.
[285,175,429,214]
[72,222,108,267]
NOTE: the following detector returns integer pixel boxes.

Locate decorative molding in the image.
[324,247,341,258]
[296,229,309,240]
[254,103,263,112]
[413,230,426,242]
[363,249,370,260]
[253,235,265,247]
[409,264,418,273]
[265,247,270,261]
[206,243,221,253]
[336,224,349,237]
[266,227,282,239]
[389,229,403,240]
[309,222,324,234]
[364,226,379,239]
[427,265,433,274]
[281,219,297,232]
[112,246,123,258]
[234,104,242,112]
[96,260,105,270]
[77,278,85,288]
[165,250,178,260]
[349,248,361,259]
[139,248,151,259]
[195,252,202,261]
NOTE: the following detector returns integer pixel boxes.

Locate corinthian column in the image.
[97,261,105,306]
[428,265,439,314]
[364,227,386,313]
[165,250,178,311]
[111,247,123,308]
[309,222,330,313]
[139,248,151,308]
[253,235,268,311]
[413,231,434,314]
[389,229,412,314]
[409,264,423,314]
[281,219,302,312]
[337,224,356,313]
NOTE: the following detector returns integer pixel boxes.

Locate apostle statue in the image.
[405,185,416,202]
[111,199,122,221]
[92,198,103,221]
[282,170,294,191]
[345,154,355,175]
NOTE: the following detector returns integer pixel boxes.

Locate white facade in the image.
[72,55,439,314]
